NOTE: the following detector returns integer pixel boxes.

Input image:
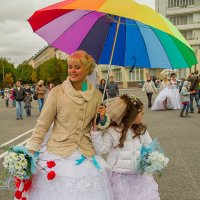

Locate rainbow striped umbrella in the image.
[28,0,197,69]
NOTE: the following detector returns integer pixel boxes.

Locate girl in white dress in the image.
[91,94,160,200]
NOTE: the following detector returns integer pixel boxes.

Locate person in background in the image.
[168,73,182,110]
[151,76,170,111]
[1,88,4,99]
[187,70,200,114]
[10,88,16,107]
[142,76,157,108]
[24,83,32,94]
[107,76,119,98]
[13,81,26,120]
[179,78,186,93]
[4,89,10,108]
[180,81,195,117]
[98,79,107,100]
[49,83,55,92]
[24,92,32,117]
[35,80,45,112]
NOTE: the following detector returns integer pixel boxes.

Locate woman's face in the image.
[68,59,88,84]
[133,108,144,125]
[101,80,106,84]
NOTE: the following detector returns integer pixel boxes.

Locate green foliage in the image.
[16,63,33,84]
[0,58,16,88]
[36,58,68,85]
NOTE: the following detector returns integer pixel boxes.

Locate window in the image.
[168,0,194,8]
[128,68,144,81]
[102,71,108,80]
[113,69,122,82]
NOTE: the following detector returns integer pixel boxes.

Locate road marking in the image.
[0,138,30,159]
[0,129,33,148]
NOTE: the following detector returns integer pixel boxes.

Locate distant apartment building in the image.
[96,65,148,88]
[155,0,200,77]
[27,46,68,68]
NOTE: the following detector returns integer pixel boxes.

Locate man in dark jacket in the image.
[13,81,26,120]
[107,76,119,98]
[187,70,200,114]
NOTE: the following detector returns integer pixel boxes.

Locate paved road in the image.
[0,88,200,200]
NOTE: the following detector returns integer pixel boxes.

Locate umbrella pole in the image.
[102,16,121,102]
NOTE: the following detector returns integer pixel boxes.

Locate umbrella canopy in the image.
[28,0,198,69]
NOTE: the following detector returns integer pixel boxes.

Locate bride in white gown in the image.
[151,74,181,110]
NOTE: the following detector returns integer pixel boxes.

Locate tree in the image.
[4,73,14,87]
[31,69,37,83]
[37,58,68,85]
[16,63,33,84]
[0,58,16,88]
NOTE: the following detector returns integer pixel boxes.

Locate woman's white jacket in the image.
[91,126,152,173]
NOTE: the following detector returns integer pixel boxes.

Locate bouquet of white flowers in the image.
[139,139,169,176]
[3,146,37,180]
[3,146,38,200]
[2,146,57,200]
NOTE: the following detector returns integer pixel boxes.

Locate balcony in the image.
[176,23,200,30]
[187,39,200,46]
[166,6,200,15]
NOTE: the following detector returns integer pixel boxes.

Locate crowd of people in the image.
[142,70,200,117]
[0,80,54,119]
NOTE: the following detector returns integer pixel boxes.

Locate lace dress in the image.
[152,80,181,110]
[26,150,113,200]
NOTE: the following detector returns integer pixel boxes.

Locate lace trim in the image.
[32,173,108,193]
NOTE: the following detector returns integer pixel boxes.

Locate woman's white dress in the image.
[151,80,181,110]
[26,150,113,200]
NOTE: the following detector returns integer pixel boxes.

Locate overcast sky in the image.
[0,0,155,66]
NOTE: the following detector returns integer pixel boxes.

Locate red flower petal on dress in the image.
[47,171,56,180]
[47,160,56,168]
[23,178,32,192]
[21,197,27,200]
[15,190,22,199]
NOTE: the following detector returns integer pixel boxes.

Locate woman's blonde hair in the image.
[67,50,96,75]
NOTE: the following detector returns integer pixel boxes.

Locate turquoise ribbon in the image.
[81,81,88,91]
[92,156,101,170]
[75,154,86,165]
[75,154,101,170]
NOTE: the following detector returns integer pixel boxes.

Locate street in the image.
[0,88,200,200]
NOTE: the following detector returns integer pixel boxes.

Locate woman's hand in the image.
[97,104,106,119]
[29,149,35,155]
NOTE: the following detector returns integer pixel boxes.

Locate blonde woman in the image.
[26,50,112,200]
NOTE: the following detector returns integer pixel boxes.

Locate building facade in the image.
[96,65,150,88]
[27,46,68,68]
[155,0,200,77]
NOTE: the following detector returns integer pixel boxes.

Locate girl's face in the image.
[68,59,88,84]
[132,108,144,125]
